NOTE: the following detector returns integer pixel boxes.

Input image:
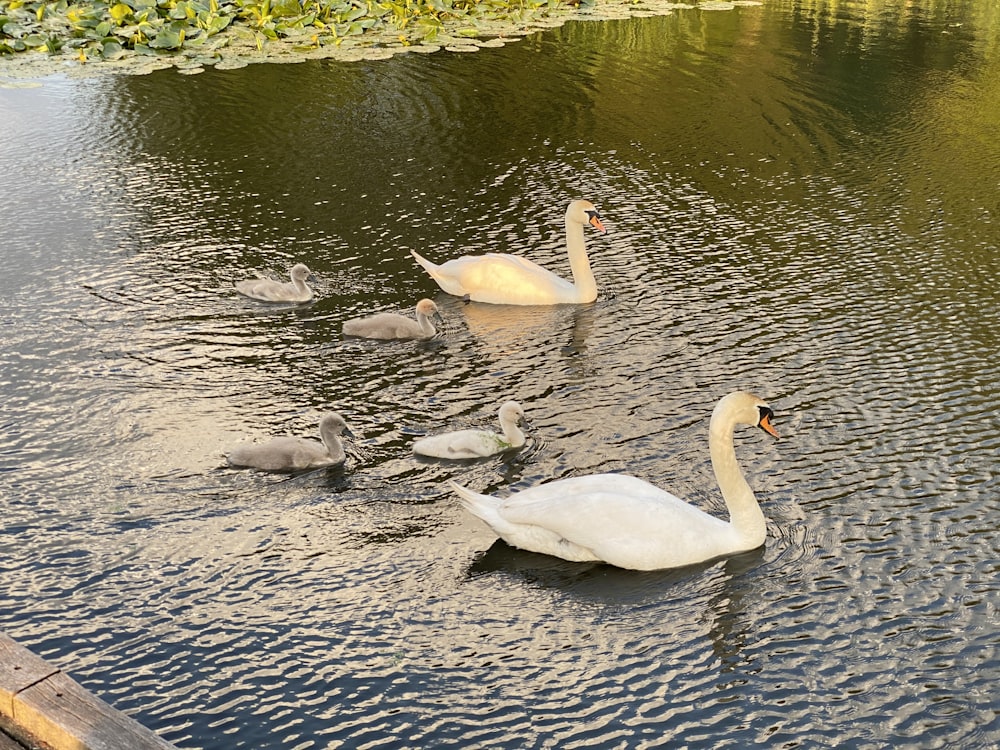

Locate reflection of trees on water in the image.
[74,0,999,298]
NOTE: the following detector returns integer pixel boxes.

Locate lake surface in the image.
[2,1,998,747]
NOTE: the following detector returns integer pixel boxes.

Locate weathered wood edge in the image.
[0,633,177,750]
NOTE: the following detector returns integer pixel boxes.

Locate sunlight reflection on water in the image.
[1,2,998,748]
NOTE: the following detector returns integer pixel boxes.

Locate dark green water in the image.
[2,2,998,747]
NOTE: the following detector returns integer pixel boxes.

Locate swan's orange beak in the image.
[588,214,607,234]
[759,412,779,439]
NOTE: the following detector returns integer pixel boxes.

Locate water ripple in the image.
[2,3,999,749]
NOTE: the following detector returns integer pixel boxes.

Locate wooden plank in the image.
[1,634,175,750]
[14,672,175,750]
[0,730,28,750]
[0,635,59,719]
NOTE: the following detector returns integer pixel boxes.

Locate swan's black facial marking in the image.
[586,210,607,234]
[757,405,779,438]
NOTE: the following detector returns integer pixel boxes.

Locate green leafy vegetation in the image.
[0,0,586,62]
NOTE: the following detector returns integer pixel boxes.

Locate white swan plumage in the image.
[342,298,442,340]
[449,391,779,571]
[410,199,606,306]
[413,401,527,459]
[226,413,351,472]
[235,263,313,303]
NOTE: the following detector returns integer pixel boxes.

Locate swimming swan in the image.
[449,391,779,571]
[413,401,527,459]
[342,298,442,340]
[235,263,313,302]
[410,199,607,305]
[227,413,351,472]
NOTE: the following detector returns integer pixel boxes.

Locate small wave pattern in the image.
[2,3,999,750]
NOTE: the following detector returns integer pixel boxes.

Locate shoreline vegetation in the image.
[0,0,758,77]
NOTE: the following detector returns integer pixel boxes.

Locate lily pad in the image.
[102,39,126,57]
[0,0,753,74]
[270,0,302,17]
[149,26,184,48]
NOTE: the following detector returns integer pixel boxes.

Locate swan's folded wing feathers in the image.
[482,253,546,272]
[498,473,733,569]
[454,255,573,298]
[499,474,663,535]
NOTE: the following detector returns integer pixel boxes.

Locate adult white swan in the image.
[226,413,351,472]
[235,263,314,303]
[342,298,442,340]
[449,391,779,571]
[413,401,528,459]
[410,199,606,305]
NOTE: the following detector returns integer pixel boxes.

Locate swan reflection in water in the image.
[467,536,768,675]
[442,296,601,360]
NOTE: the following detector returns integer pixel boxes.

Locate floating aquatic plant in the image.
[0,0,751,72]
[0,0,585,60]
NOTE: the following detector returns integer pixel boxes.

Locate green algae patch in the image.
[0,0,760,78]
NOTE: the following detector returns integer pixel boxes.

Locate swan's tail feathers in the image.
[410,249,437,273]
[411,250,468,298]
[449,481,503,525]
[448,480,487,509]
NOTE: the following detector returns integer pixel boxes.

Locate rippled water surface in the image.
[2,1,998,747]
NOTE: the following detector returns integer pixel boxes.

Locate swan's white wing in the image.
[481,253,550,272]
[498,473,734,570]
[440,253,575,304]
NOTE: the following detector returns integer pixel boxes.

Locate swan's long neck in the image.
[565,217,597,302]
[708,412,766,545]
[499,413,526,447]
